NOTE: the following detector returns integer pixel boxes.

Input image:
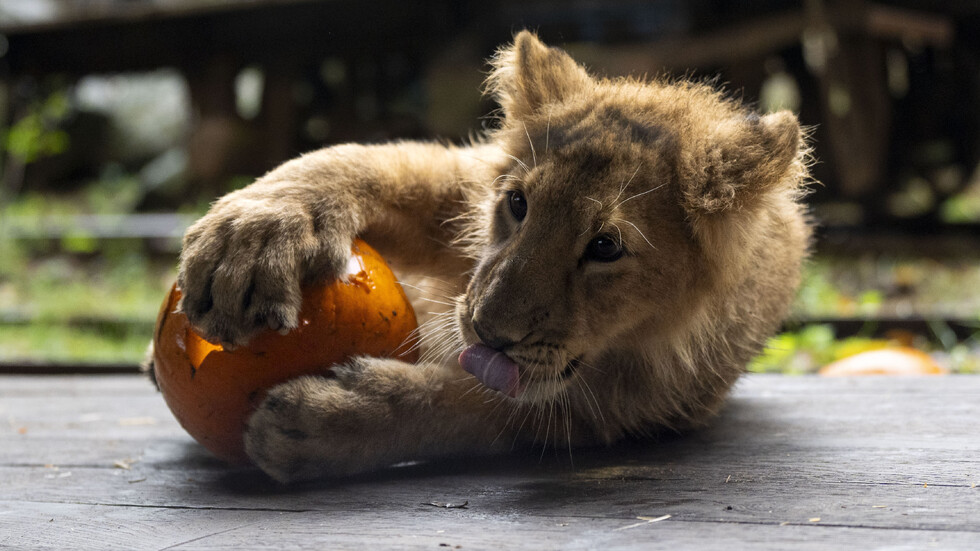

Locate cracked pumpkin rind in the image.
[152,239,419,463]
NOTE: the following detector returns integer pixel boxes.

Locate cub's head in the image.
[455,32,809,405]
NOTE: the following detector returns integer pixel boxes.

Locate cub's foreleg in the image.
[244,358,518,482]
[177,142,501,346]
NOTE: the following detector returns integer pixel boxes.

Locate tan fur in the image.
[175,31,812,482]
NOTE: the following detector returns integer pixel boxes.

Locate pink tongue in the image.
[459,344,521,398]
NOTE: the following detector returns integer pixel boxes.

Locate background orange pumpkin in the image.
[152,239,419,463]
[818,347,947,377]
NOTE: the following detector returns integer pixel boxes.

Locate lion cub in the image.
[175,31,811,482]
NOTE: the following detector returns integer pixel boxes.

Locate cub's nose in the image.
[472,319,518,351]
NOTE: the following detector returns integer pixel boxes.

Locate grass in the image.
[1,252,174,320]
[0,324,152,364]
[0,244,176,365]
[0,173,186,365]
[794,255,980,319]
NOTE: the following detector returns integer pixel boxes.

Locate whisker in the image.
[569,356,607,425]
[414,309,455,325]
[502,153,531,175]
[610,221,623,246]
[545,113,552,154]
[523,121,537,169]
[575,376,606,425]
[491,173,524,185]
[574,379,599,421]
[394,327,426,355]
[399,277,459,297]
[419,333,463,365]
[414,312,463,365]
[561,385,574,467]
[395,312,451,355]
[621,219,658,250]
[539,372,558,460]
[418,297,456,307]
[458,377,488,400]
[484,388,513,417]
[417,332,455,359]
[573,357,606,375]
[490,397,527,448]
[613,163,643,204]
[616,182,666,208]
[550,391,561,458]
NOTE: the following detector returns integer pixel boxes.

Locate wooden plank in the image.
[2,449,977,528]
[2,501,978,551]
[6,375,979,449]
[0,501,269,550]
[156,515,980,551]
[3,371,977,396]
[2,439,978,528]
[2,371,977,397]
[0,374,978,549]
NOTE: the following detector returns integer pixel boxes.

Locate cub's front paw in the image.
[243,362,393,482]
[177,197,353,346]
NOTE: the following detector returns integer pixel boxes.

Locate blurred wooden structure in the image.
[2,0,979,224]
[0,0,482,196]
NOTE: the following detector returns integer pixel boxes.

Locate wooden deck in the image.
[1,374,978,549]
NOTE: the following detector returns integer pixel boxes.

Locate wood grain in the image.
[1,374,978,549]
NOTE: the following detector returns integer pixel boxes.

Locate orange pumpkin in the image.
[818,347,947,377]
[153,239,419,463]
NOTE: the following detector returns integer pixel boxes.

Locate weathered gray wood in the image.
[0,501,269,550]
[0,374,978,549]
[3,501,979,551]
[2,457,977,531]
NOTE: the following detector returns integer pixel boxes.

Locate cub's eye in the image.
[585,235,624,262]
[508,190,528,221]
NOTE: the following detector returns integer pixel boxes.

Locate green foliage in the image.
[0,253,173,322]
[0,324,151,363]
[0,158,184,365]
[749,324,890,374]
[0,250,174,364]
[5,167,142,217]
[0,233,27,280]
[60,232,98,254]
[794,260,883,318]
[84,164,143,212]
[947,343,980,373]
[940,193,980,224]
[2,91,71,163]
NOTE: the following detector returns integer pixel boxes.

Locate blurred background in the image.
[1,0,979,373]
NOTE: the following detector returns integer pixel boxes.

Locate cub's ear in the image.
[681,110,804,215]
[486,30,593,121]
